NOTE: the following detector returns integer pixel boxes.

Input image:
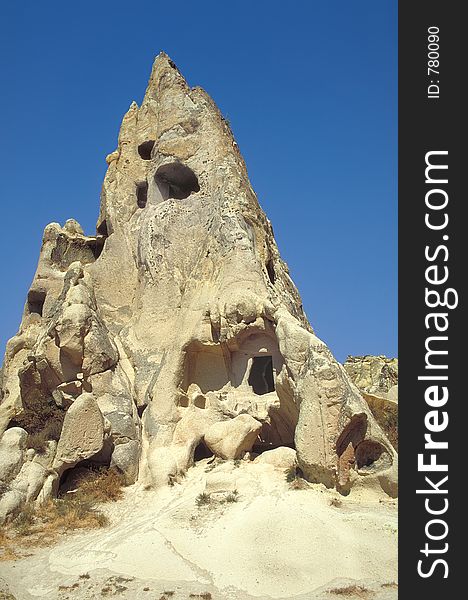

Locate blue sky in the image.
[0,1,397,363]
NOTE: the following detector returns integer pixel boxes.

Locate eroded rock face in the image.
[344,356,398,451]
[344,355,398,398]
[0,53,397,521]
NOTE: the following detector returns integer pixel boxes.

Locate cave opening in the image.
[194,439,213,462]
[155,162,200,200]
[336,414,368,457]
[138,140,155,160]
[266,260,276,284]
[27,289,47,317]
[355,440,386,470]
[97,219,109,237]
[136,181,148,208]
[58,455,114,497]
[248,355,275,395]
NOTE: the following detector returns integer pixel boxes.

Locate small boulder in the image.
[205,414,262,460]
[254,446,297,470]
[53,393,104,473]
[111,440,140,484]
[0,427,28,484]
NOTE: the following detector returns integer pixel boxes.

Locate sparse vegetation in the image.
[63,467,125,503]
[329,497,343,508]
[13,397,65,449]
[0,467,125,561]
[381,582,398,589]
[100,575,133,596]
[195,492,211,507]
[189,593,212,600]
[284,466,309,490]
[225,489,239,503]
[27,419,63,454]
[328,584,374,597]
[284,465,297,483]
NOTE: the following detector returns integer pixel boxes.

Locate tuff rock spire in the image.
[0,55,397,523]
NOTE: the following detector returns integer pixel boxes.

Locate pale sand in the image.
[0,458,397,599]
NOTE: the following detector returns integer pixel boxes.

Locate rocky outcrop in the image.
[343,355,398,398]
[0,53,397,522]
[344,356,398,450]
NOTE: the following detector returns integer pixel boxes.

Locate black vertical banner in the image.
[399,2,465,597]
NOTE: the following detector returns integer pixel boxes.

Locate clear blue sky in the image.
[0,1,397,363]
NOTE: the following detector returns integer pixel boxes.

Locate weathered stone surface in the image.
[254,446,297,470]
[0,427,28,484]
[205,415,263,460]
[344,355,398,451]
[111,440,140,484]
[0,53,397,503]
[344,355,398,398]
[53,393,104,473]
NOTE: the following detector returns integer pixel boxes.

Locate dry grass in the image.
[328,584,374,598]
[0,467,124,561]
[62,467,124,503]
[189,594,212,600]
[27,419,63,454]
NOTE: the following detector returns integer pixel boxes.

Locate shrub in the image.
[195,492,211,507]
[27,418,63,454]
[225,490,239,503]
[284,466,297,483]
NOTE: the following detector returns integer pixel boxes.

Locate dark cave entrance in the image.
[266,260,276,284]
[27,289,47,317]
[155,162,200,200]
[248,355,275,395]
[97,219,109,237]
[58,451,114,497]
[136,181,148,208]
[194,439,213,462]
[138,140,155,160]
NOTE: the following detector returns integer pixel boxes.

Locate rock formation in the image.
[0,53,397,523]
[344,355,398,449]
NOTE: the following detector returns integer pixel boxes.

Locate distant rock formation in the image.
[0,54,397,523]
[344,355,398,449]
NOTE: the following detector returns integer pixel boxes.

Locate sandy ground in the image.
[0,458,397,599]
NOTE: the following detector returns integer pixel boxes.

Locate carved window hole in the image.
[155,162,200,200]
[248,355,275,395]
[138,140,155,160]
[136,181,148,208]
[27,290,47,317]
